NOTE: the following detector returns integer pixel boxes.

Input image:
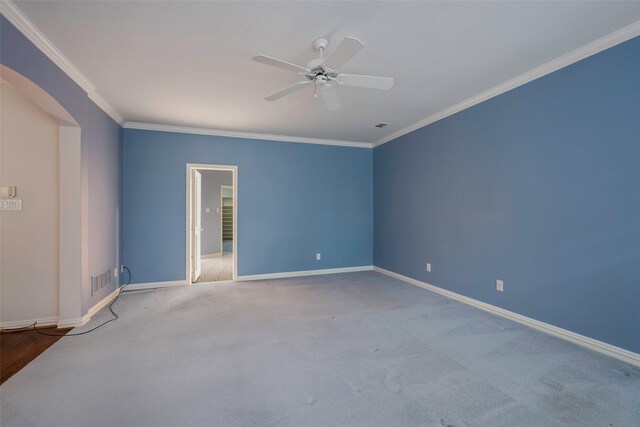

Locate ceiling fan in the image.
[253,37,394,111]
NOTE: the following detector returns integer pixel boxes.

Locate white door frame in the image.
[191,169,202,282]
[220,184,233,253]
[186,163,238,283]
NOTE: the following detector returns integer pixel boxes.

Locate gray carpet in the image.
[1,271,638,426]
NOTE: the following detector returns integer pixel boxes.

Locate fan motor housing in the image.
[306,59,338,81]
[307,58,323,70]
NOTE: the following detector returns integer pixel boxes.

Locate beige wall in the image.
[1,81,59,323]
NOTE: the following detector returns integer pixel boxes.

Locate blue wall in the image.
[87,101,122,301]
[1,15,123,313]
[121,130,373,282]
[374,37,640,353]
[4,11,638,352]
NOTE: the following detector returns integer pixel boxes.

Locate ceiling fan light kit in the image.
[253,37,394,111]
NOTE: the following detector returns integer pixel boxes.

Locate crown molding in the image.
[124,122,373,149]
[374,19,640,148]
[87,91,123,125]
[0,0,124,125]
[6,0,637,145]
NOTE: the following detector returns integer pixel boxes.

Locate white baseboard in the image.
[1,316,59,331]
[237,265,373,281]
[122,267,374,290]
[56,317,86,329]
[123,280,188,291]
[81,287,121,322]
[56,287,122,328]
[373,266,640,367]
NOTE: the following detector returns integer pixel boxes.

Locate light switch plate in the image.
[1,199,22,210]
[496,280,504,292]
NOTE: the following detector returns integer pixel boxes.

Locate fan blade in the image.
[324,36,365,70]
[320,84,342,111]
[253,55,310,74]
[265,81,311,101]
[337,74,394,90]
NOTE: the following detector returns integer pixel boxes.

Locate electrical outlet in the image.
[496,280,504,292]
[120,265,125,273]
[426,262,431,272]
[316,253,321,261]
[114,268,118,278]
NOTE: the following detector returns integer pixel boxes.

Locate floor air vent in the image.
[91,269,112,296]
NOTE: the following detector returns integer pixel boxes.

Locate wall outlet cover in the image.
[426,262,431,272]
[496,280,504,292]
[316,253,321,261]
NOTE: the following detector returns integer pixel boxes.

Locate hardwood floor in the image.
[0,327,70,384]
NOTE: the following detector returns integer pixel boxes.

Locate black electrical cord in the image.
[32,266,132,337]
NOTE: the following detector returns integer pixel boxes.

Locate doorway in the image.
[1,65,83,329]
[187,164,237,283]
[220,185,234,255]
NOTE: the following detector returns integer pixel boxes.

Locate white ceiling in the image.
[12,1,640,144]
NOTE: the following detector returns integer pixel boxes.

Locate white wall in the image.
[1,81,59,323]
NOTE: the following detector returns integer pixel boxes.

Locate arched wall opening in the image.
[1,65,84,328]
